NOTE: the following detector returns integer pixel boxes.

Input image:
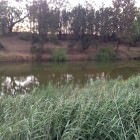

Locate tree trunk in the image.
[1,19,7,35]
[116,40,120,52]
[8,25,13,34]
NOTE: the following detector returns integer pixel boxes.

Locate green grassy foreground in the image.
[0,76,140,140]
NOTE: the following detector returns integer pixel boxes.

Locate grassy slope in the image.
[0,76,140,140]
[0,36,140,62]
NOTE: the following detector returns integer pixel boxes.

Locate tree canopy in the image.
[0,0,140,46]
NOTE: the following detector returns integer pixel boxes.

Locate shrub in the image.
[96,47,116,61]
[52,48,67,62]
[80,35,91,50]
[31,43,44,60]
[0,42,5,50]
[48,35,60,45]
[19,32,32,41]
[68,41,76,48]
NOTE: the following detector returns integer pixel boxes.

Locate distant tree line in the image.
[0,0,140,47]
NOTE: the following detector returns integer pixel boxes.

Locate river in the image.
[0,60,139,96]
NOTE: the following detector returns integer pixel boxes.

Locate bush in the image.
[52,48,67,62]
[80,35,91,50]
[48,34,60,45]
[31,43,44,54]
[31,43,44,60]
[0,42,5,50]
[19,32,32,41]
[68,41,76,48]
[96,47,116,61]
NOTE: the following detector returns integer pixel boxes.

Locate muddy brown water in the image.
[0,61,139,96]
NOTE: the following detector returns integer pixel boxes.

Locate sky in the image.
[68,0,140,8]
[10,0,140,8]
[69,0,112,8]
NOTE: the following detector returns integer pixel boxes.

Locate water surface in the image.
[0,61,139,96]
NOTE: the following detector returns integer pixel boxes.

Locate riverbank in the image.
[0,76,140,139]
[0,35,140,62]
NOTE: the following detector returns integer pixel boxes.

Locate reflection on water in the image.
[0,73,108,96]
[0,76,39,96]
[0,61,139,96]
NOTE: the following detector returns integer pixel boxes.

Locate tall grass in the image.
[0,76,140,140]
[96,47,116,61]
[52,48,67,62]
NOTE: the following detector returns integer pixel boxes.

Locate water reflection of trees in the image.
[0,72,122,96]
[45,72,110,85]
[0,76,39,96]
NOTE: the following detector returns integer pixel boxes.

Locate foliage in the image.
[0,42,5,50]
[0,0,140,49]
[96,47,116,61]
[30,43,44,60]
[0,0,27,34]
[31,33,40,44]
[80,35,91,50]
[131,21,140,44]
[48,34,60,45]
[28,0,61,37]
[71,5,87,39]
[27,0,140,49]
[19,32,32,41]
[52,48,67,62]
[0,76,140,139]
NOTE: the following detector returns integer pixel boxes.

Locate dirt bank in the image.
[0,35,140,62]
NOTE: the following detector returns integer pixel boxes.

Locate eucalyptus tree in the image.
[0,0,8,34]
[112,0,138,44]
[94,10,101,36]
[28,0,68,40]
[6,6,28,33]
[130,10,140,45]
[60,9,71,34]
[86,8,95,35]
[70,5,87,40]
[48,9,60,34]
[0,0,28,34]
[99,7,114,41]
